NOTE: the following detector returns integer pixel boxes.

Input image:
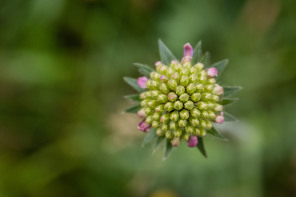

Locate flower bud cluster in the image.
[137,44,225,148]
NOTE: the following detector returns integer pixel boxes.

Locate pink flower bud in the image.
[212,84,224,95]
[137,109,146,118]
[137,76,148,89]
[187,136,198,147]
[171,137,180,147]
[184,43,193,57]
[155,61,162,67]
[207,67,218,78]
[138,120,151,132]
[181,56,192,64]
[215,112,224,124]
[171,60,178,64]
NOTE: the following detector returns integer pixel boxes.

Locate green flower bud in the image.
[146,116,153,124]
[141,100,148,107]
[196,84,204,92]
[190,67,197,74]
[170,121,177,130]
[186,83,196,94]
[155,105,164,113]
[173,129,182,138]
[166,131,173,139]
[194,128,200,135]
[157,94,168,103]
[185,125,194,134]
[208,111,216,120]
[168,92,178,102]
[171,72,180,81]
[207,102,215,109]
[197,102,207,110]
[168,79,177,90]
[164,102,174,112]
[156,65,167,74]
[171,137,180,147]
[205,120,212,129]
[156,128,165,136]
[160,113,170,123]
[166,67,174,75]
[212,95,220,102]
[200,119,207,128]
[179,93,189,102]
[205,85,214,92]
[195,62,204,71]
[189,118,199,127]
[161,124,169,131]
[145,107,152,115]
[184,101,194,110]
[189,74,198,83]
[170,111,179,122]
[190,108,201,117]
[176,86,185,96]
[147,100,158,108]
[174,101,183,110]
[200,128,206,137]
[201,93,212,100]
[146,80,159,90]
[201,111,209,119]
[214,104,223,112]
[207,78,216,84]
[191,93,201,102]
[183,134,190,141]
[140,92,146,99]
[151,90,161,98]
[152,113,160,120]
[152,121,159,128]
[181,68,190,75]
[159,83,170,94]
[150,72,161,81]
[178,119,187,127]
[180,75,189,86]
[180,109,189,119]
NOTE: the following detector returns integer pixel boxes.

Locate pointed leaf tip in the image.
[211,59,229,78]
[196,137,207,158]
[207,127,226,140]
[158,39,177,65]
[192,41,203,64]
[123,77,144,92]
[124,105,141,113]
[163,139,173,160]
[142,128,157,147]
[223,86,242,97]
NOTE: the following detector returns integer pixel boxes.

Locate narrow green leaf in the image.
[152,136,165,155]
[200,52,211,67]
[223,111,238,121]
[207,127,225,139]
[211,59,228,78]
[196,137,207,158]
[192,41,203,64]
[163,139,173,160]
[124,94,141,101]
[223,86,242,97]
[133,63,154,77]
[220,98,238,105]
[142,128,157,147]
[158,39,177,65]
[125,105,141,113]
[123,77,144,92]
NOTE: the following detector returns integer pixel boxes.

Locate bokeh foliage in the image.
[0,0,296,196]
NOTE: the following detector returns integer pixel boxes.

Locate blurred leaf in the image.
[158,39,177,65]
[125,105,141,113]
[192,41,203,63]
[123,77,144,92]
[211,59,228,78]
[152,136,165,155]
[142,128,156,147]
[221,98,238,105]
[163,139,173,160]
[197,137,207,158]
[200,52,211,67]
[224,111,238,121]
[223,86,242,97]
[134,63,154,77]
[124,94,141,101]
[207,127,226,140]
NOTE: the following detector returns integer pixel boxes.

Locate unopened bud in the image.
[184,101,194,110]
[179,93,189,102]
[159,83,170,94]
[207,67,218,78]
[168,79,177,90]
[180,75,189,86]
[191,93,201,102]
[190,108,201,117]
[171,137,180,147]
[170,111,179,122]
[187,136,198,147]
[212,84,224,95]
[137,109,146,118]
[176,86,185,96]
[180,109,189,120]
[168,92,178,102]
[164,102,174,112]
[174,101,183,110]
[178,119,187,127]
[157,94,168,103]
[137,77,148,89]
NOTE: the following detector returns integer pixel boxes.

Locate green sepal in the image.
[152,136,165,155]
[133,63,154,77]
[142,128,157,147]
[123,77,144,92]
[192,41,203,64]
[158,39,177,65]
[223,86,242,97]
[163,139,173,160]
[200,52,211,67]
[125,105,141,113]
[211,59,228,78]
[220,98,238,106]
[207,127,226,140]
[196,137,207,158]
[223,111,238,121]
[124,94,141,101]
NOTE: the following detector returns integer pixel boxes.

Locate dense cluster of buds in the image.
[136,43,224,148]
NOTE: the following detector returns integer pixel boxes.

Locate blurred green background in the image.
[1,0,296,196]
